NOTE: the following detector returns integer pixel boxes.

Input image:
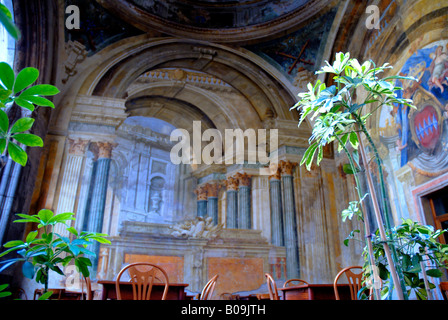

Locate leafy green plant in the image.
[0,283,11,298]
[362,220,448,300]
[290,52,438,299]
[0,3,59,167]
[0,209,110,294]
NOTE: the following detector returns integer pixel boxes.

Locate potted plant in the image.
[291,52,448,299]
[0,209,110,299]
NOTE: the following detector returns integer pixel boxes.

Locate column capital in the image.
[205,182,221,198]
[279,160,298,176]
[268,169,282,181]
[90,141,117,160]
[67,138,90,156]
[225,175,239,191]
[194,185,208,201]
[235,172,252,187]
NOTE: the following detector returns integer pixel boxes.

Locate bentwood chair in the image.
[283,279,309,287]
[265,273,280,300]
[333,266,364,300]
[440,282,448,300]
[199,274,219,300]
[115,262,170,300]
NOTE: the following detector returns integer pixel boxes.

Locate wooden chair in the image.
[440,282,448,300]
[33,288,64,300]
[333,266,364,300]
[283,279,309,287]
[265,273,279,300]
[115,262,169,300]
[199,274,218,300]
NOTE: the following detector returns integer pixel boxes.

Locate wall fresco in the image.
[380,40,448,177]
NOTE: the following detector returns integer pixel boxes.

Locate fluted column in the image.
[205,182,220,225]
[84,141,115,276]
[225,175,239,228]
[194,185,208,218]
[236,173,252,229]
[54,138,89,237]
[269,169,284,246]
[280,160,300,278]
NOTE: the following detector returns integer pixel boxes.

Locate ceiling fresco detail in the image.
[129,0,312,29]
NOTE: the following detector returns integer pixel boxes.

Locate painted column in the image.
[225,175,239,228]
[280,160,300,278]
[237,173,252,229]
[269,169,284,246]
[206,182,220,225]
[54,138,89,237]
[194,185,208,218]
[84,141,115,276]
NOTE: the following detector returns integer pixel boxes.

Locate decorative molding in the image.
[225,175,240,191]
[236,172,252,187]
[90,141,118,160]
[194,185,208,201]
[279,160,298,176]
[62,40,88,84]
[67,138,90,156]
[205,182,221,198]
[71,95,128,127]
[170,216,222,239]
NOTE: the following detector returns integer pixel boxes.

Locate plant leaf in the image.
[7,142,27,166]
[19,95,54,108]
[14,97,35,112]
[19,84,60,97]
[13,67,39,94]
[0,109,9,133]
[12,133,43,147]
[37,209,54,224]
[10,117,34,134]
[22,261,35,279]
[0,62,14,91]
[0,4,20,40]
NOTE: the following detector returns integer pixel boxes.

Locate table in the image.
[98,280,189,300]
[278,284,352,300]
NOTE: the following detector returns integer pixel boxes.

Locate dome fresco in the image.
[129,0,312,28]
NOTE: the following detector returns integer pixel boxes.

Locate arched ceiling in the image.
[95,0,336,44]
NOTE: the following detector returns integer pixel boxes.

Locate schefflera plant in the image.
[0,209,110,297]
[291,52,417,299]
[0,62,59,166]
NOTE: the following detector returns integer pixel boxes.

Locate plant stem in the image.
[357,118,409,299]
[335,135,380,300]
[355,123,405,300]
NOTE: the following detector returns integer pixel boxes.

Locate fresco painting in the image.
[379,40,448,177]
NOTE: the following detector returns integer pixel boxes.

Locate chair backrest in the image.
[199,274,219,300]
[115,262,170,300]
[440,282,448,300]
[333,266,363,300]
[265,273,279,300]
[283,279,309,288]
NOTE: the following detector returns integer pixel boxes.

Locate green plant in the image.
[0,3,59,167]
[0,209,110,294]
[0,283,11,298]
[363,219,448,300]
[290,52,447,299]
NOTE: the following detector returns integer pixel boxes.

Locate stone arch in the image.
[58,37,297,125]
